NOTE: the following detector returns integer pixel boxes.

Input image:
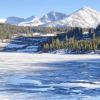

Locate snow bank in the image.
[0,43,8,47]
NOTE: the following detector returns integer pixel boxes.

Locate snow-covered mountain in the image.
[19,16,43,26]
[40,11,67,23]
[5,17,25,25]
[0,11,67,26]
[0,7,100,28]
[44,7,100,28]
[19,11,67,26]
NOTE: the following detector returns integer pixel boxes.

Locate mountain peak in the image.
[25,16,35,21]
[40,11,66,23]
[82,6,92,10]
[80,6,98,13]
[49,10,55,13]
[49,10,56,14]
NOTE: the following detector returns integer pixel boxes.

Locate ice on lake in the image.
[0,52,100,100]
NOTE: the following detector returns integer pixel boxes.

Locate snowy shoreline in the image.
[1,52,100,63]
[0,52,100,71]
[0,52,100,61]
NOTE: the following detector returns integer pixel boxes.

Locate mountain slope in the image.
[0,11,67,26]
[0,7,100,28]
[6,17,25,25]
[19,11,67,26]
[44,7,100,28]
[40,11,67,23]
[19,16,43,26]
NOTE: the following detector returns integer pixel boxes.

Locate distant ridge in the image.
[0,7,100,28]
[44,6,100,28]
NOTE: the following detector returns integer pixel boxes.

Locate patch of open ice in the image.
[6,43,26,49]
[45,81,100,89]
[5,76,42,86]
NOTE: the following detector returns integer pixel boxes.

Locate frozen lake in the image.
[0,53,100,100]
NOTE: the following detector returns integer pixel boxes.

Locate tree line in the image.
[43,36,100,53]
[0,23,100,42]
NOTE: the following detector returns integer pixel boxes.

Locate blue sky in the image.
[0,0,99,18]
